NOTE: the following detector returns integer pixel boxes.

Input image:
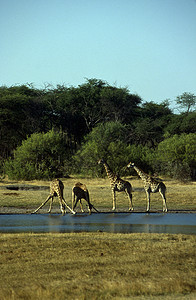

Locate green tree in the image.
[73,121,129,176]
[0,84,48,160]
[175,92,196,113]
[156,133,196,180]
[164,111,196,137]
[50,83,93,141]
[0,79,142,166]
[100,85,141,124]
[5,130,74,180]
[72,121,153,176]
[58,78,142,132]
[129,101,173,147]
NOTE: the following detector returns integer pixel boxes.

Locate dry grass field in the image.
[0,177,195,299]
[0,232,195,300]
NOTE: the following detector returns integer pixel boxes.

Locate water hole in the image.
[0,213,195,234]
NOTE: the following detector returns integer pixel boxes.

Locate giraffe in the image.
[32,179,75,215]
[127,162,167,212]
[72,182,99,214]
[98,158,133,211]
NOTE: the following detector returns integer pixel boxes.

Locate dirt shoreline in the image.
[0,207,195,214]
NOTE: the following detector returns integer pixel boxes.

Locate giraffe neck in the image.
[133,166,149,182]
[103,162,117,183]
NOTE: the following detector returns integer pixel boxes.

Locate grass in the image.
[0,232,195,299]
[0,176,195,212]
[0,177,195,299]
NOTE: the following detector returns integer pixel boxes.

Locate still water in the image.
[0,213,195,234]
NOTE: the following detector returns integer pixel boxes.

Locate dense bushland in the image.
[0,79,195,180]
[4,130,74,180]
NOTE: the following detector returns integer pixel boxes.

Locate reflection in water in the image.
[0,213,195,234]
[48,214,64,233]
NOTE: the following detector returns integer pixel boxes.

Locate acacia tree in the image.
[175,92,196,113]
[62,78,142,132]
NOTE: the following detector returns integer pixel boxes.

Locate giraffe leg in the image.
[32,195,52,214]
[86,202,92,215]
[160,190,167,212]
[73,197,83,212]
[88,207,92,215]
[48,196,54,213]
[73,198,78,210]
[129,193,134,211]
[86,201,93,215]
[72,192,76,211]
[58,197,66,215]
[146,190,150,212]
[112,190,116,211]
[125,190,134,211]
[62,198,76,215]
[79,200,85,213]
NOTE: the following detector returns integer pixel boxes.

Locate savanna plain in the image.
[0,176,195,299]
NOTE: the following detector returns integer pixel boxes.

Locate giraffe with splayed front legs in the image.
[98,158,133,211]
[72,182,99,214]
[32,179,75,215]
[127,162,167,212]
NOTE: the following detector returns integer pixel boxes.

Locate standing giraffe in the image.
[32,179,75,215]
[72,182,99,214]
[98,158,133,211]
[127,162,167,212]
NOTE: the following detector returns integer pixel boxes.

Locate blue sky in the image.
[0,0,196,108]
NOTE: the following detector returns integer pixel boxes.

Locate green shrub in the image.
[5,130,74,180]
[73,121,154,177]
[156,133,196,180]
[72,122,128,176]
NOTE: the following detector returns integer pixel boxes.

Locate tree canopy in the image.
[0,79,195,180]
[5,130,74,180]
[175,92,196,113]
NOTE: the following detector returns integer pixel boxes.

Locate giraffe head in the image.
[127,162,135,168]
[98,158,105,165]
